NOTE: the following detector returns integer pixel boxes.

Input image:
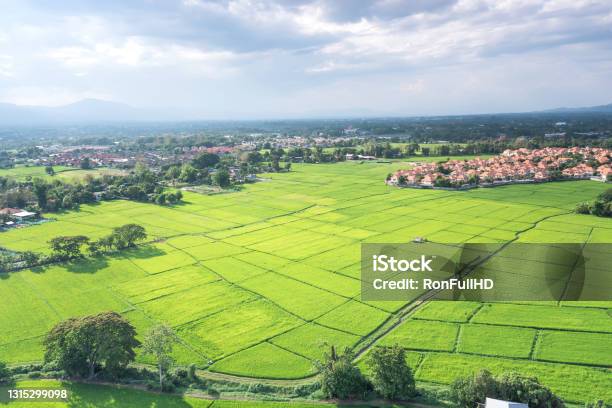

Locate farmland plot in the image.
[0,162,611,400]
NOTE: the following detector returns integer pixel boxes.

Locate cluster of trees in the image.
[49,224,147,261]
[31,177,99,211]
[1,164,185,214]
[450,369,564,408]
[576,188,612,217]
[43,311,181,391]
[2,224,149,271]
[162,152,239,187]
[316,345,416,401]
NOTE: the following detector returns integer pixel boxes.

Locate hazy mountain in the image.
[543,102,612,113]
[0,99,168,124]
[1,99,611,125]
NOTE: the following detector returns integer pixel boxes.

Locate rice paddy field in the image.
[0,165,125,182]
[0,162,611,404]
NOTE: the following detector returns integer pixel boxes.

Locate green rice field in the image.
[0,162,611,403]
[0,165,125,182]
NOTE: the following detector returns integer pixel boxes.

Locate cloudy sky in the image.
[1,0,611,118]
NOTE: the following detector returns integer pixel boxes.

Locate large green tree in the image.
[49,235,90,260]
[111,224,147,250]
[44,312,140,379]
[192,152,220,169]
[214,169,231,187]
[366,345,416,399]
[32,178,48,209]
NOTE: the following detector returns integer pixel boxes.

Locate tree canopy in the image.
[366,345,416,399]
[44,312,140,379]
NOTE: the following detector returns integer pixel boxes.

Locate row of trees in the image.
[4,311,575,407]
[49,224,147,261]
[1,224,147,272]
[576,188,612,217]
[318,345,565,407]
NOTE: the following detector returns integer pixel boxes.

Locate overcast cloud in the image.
[1,0,611,118]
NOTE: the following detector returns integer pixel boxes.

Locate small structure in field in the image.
[413,236,427,243]
[14,211,36,221]
[483,398,528,408]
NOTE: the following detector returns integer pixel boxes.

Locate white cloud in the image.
[0,0,610,114]
[43,36,245,79]
[0,55,14,77]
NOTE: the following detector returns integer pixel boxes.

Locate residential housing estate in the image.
[388,147,612,188]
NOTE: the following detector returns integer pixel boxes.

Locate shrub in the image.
[188,363,197,382]
[0,361,12,384]
[575,202,591,214]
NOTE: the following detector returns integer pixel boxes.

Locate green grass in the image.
[412,301,481,323]
[1,161,612,402]
[0,379,211,407]
[178,299,301,360]
[270,323,361,360]
[472,303,612,332]
[315,301,390,336]
[534,330,612,366]
[210,342,315,379]
[379,319,458,352]
[457,324,535,358]
[0,165,72,180]
[0,165,126,182]
[0,380,349,407]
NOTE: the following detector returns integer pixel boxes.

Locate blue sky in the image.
[1,0,611,118]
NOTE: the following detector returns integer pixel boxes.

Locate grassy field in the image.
[0,162,611,403]
[0,380,347,407]
[0,165,125,182]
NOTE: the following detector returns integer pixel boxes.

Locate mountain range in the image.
[0,99,170,124]
[0,99,611,124]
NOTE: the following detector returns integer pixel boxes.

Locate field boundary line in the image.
[529,329,541,360]
[452,324,462,353]
[466,303,485,322]
[558,226,594,305]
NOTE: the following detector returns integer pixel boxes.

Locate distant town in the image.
[388,147,612,189]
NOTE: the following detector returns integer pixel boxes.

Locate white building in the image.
[484,398,528,408]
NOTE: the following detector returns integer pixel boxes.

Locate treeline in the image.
[0,224,147,272]
[576,189,612,217]
[0,315,574,407]
[315,345,565,407]
[0,164,184,213]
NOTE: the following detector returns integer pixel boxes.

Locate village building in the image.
[388,147,612,189]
